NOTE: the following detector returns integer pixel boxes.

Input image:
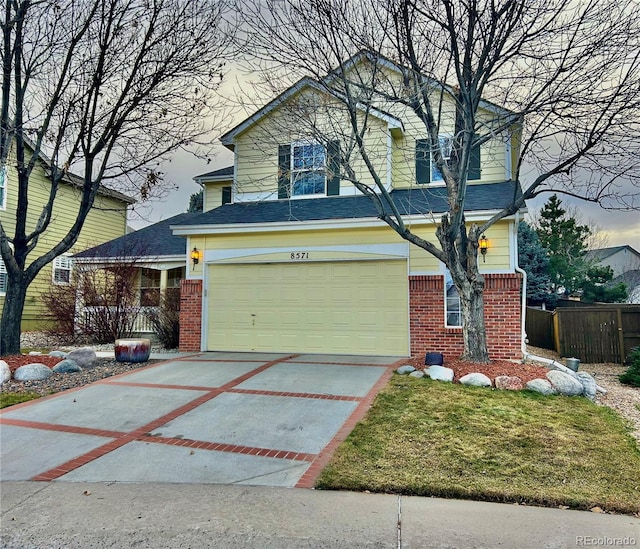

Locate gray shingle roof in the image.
[74,212,196,259]
[194,166,234,180]
[172,181,523,227]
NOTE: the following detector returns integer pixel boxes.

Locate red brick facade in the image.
[409,273,522,360]
[178,273,523,359]
[179,279,203,352]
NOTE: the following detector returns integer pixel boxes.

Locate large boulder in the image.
[48,350,68,358]
[0,360,10,383]
[525,378,557,396]
[495,376,524,391]
[575,372,598,401]
[459,373,492,387]
[425,365,454,382]
[546,370,584,397]
[14,363,52,381]
[67,347,97,368]
[396,365,416,375]
[52,359,82,374]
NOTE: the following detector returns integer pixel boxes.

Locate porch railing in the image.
[80,306,157,334]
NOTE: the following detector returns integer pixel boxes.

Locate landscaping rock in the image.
[49,350,68,358]
[409,370,425,378]
[425,365,454,382]
[0,360,10,383]
[459,372,492,387]
[575,372,597,401]
[28,351,42,356]
[495,375,524,391]
[546,370,584,396]
[525,378,557,396]
[14,363,53,381]
[396,365,416,375]
[52,359,82,374]
[67,347,97,368]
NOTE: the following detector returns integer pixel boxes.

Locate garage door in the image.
[207,260,408,356]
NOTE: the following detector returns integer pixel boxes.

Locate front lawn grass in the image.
[316,376,640,515]
[1,392,41,409]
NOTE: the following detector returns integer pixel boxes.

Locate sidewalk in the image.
[1,482,638,548]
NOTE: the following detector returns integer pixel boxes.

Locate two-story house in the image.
[171,53,525,359]
[0,144,134,331]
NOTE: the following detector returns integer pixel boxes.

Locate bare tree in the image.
[236,0,640,362]
[0,0,234,355]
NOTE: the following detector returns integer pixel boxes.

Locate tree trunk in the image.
[458,278,490,363]
[1,274,28,355]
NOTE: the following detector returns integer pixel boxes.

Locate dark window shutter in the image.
[468,138,481,180]
[278,144,291,199]
[415,139,431,184]
[221,186,232,205]
[326,140,341,196]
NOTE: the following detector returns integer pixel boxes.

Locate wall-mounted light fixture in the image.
[191,247,202,267]
[479,234,489,262]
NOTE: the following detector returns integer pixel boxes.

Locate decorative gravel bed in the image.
[1,356,160,396]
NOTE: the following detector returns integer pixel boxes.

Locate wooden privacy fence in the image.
[525,304,640,364]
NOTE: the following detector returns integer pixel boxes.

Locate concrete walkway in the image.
[1,352,399,487]
[2,482,638,548]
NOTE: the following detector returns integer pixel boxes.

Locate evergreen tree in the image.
[187,190,204,213]
[518,221,556,307]
[536,195,591,294]
[580,265,628,303]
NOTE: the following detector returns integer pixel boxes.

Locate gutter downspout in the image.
[514,212,528,359]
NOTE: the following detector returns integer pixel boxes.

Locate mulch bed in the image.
[406,355,550,384]
[2,355,63,373]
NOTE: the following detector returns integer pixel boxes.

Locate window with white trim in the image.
[0,256,7,295]
[444,269,462,327]
[52,255,73,285]
[291,142,326,196]
[0,165,7,209]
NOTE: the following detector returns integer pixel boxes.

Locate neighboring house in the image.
[0,144,134,330]
[193,166,234,211]
[73,212,198,333]
[170,53,525,359]
[586,246,640,278]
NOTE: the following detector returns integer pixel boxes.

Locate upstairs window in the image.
[416,136,480,184]
[278,141,341,199]
[52,255,72,285]
[0,165,7,209]
[291,143,326,196]
[222,186,232,205]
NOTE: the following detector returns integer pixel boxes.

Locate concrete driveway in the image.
[0,352,401,487]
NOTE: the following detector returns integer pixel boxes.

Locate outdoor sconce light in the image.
[191,247,202,267]
[479,234,489,262]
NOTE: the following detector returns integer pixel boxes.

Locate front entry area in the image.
[206,260,409,356]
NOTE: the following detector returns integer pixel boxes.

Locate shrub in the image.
[619,347,640,388]
[146,288,180,349]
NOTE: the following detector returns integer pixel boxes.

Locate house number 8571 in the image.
[290,252,309,260]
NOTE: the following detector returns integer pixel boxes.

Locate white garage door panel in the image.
[207,260,408,356]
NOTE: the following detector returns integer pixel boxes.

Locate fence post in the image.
[617,307,625,362]
[553,311,561,354]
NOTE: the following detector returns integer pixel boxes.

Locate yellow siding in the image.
[194,219,513,274]
[0,157,129,330]
[204,179,232,212]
